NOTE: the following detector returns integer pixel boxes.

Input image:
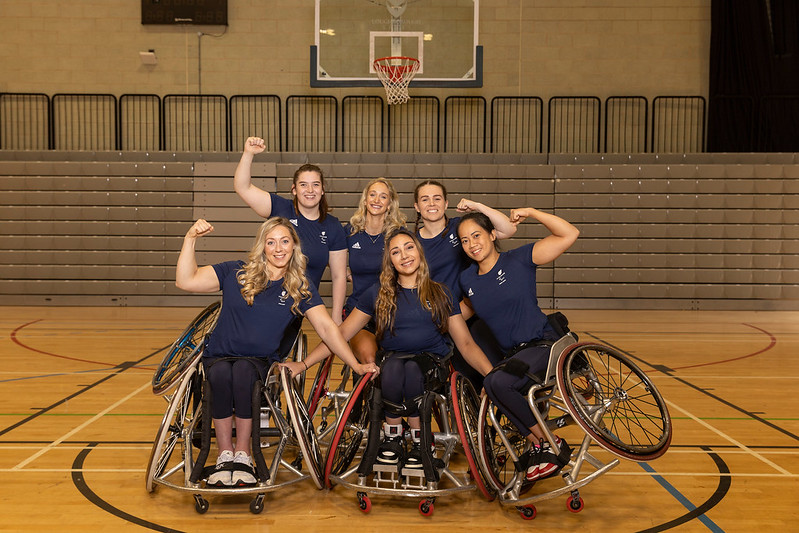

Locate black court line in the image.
[636,447,731,533]
[72,443,184,533]
[0,345,168,437]
[583,332,799,442]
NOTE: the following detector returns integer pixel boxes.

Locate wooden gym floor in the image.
[1,306,797,532]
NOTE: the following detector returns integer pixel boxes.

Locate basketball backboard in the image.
[312,0,482,88]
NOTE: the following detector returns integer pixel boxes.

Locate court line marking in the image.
[665,398,792,475]
[11,381,151,471]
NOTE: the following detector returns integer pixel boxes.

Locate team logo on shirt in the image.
[448,233,459,247]
[467,288,474,297]
[289,218,298,226]
[320,231,328,245]
[351,242,361,250]
[496,269,507,285]
[278,290,289,306]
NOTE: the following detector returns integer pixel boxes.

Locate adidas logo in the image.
[289,218,298,226]
[352,242,361,249]
[467,288,474,297]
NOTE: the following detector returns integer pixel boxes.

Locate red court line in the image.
[670,322,776,371]
[10,319,152,370]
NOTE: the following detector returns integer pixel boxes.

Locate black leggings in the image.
[380,356,425,418]
[482,344,550,437]
[204,357,270,420]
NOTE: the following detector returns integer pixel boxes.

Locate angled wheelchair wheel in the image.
[152,301,220,396]
[306,354,333,419]
[323,374,371,488]
[476,395,528,493]
[556,342,672,461]
[146,364,203,492]
[450,372,496,501]
[278,365,324,489]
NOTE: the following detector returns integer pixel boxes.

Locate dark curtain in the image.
[708,0,799,151]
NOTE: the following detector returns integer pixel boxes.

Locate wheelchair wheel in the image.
[306,354,333,419]
[146,364,202,492]
[323,374,371,488]
[556,342,672,461]
[152,301,220,396]
[278,365,324,489]
[450,372,495,501]
[476,394,528,493]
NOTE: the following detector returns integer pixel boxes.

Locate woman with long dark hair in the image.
[285,228,492,470]
[457,207,579,482]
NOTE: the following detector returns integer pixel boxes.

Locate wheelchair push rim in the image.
[323,373,371,488]
[450,372,496,501]
[146,364,203,492]
[152,301,220,396]
[556,342,672,461]
[275,364,325,490]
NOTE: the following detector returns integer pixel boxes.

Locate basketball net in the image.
[373,56,419,105]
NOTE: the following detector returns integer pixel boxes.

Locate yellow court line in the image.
[665,398,793,476]
[11,381,152,470]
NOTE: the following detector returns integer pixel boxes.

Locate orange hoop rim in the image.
[373,56,420,77]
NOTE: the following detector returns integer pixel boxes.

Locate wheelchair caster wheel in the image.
[419,499,434,517]
[250,494,265,514]
[357,492,371,513]
[567,495,584,513]
[194,496,209,514]
[518,505,536,520]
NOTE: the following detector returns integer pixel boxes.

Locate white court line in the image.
[0,468,146,473]
[665,398,792,476]
[606,471,799,478]
[11,381,151,470]
[0,445,152,450]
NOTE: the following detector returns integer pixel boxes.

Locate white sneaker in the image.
[231,451,256,486]
[207,449,234,486]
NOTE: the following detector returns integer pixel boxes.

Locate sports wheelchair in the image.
[467,314,672,520]
[145,301,323,514]
[323,351,495,516]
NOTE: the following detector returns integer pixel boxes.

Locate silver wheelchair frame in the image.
[324,369,495,516]
[473,332,672,520]
[145,301,323,514]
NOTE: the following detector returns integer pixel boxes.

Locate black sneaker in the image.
[404,441,423,469]
[376,434,406,465]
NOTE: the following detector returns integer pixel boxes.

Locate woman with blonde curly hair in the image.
[176,217,377,487]
[285,229,492,472]
[343,177,406,363]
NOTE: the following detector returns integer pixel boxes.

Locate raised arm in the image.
[328,249,348,325]
[175,219,221,293]
[448,314,494,376]
[456,198,517,240]
[510,207,579,265]
[234,137,273,218]
[282,306,376,377]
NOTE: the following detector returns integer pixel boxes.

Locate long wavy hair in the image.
[348,177,406,235]
[237,217,311,315]
[374,229,452,341]
[292,163,330,222]
[413,179,449,236]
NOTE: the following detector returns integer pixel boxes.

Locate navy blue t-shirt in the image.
[417,216,469,300]
[356,282,458,358]
[269,193,346,289]
[344,223,385,312]
[205,260,324,362]
[458,243,549,353]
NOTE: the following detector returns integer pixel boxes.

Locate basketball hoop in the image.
[373,56,419,105]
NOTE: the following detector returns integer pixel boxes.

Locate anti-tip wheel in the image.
[518,504,536,520]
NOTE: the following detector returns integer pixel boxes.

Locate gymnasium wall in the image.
[1,151,796,310]
[0,1,710,103]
